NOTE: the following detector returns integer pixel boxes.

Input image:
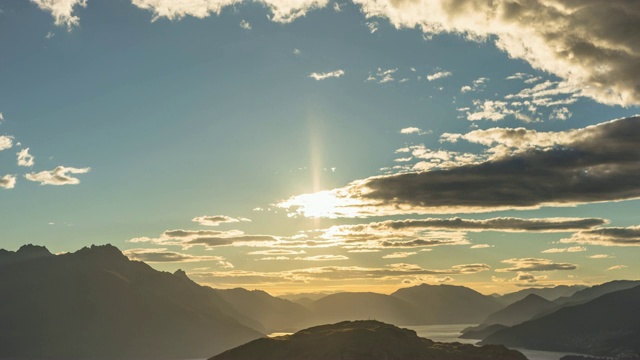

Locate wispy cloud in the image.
[309,69,344,80]
[607,265,627,271]
[561,226,640,246]
[496,258,577,272]
[541,246,587,254]
[426,70,452,81]
[192,215,250,226]
[123,248,229,263]
[382,251,416,259]
[25,166,90,186]
[294,255,349,261]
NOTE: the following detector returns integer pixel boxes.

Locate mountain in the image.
[483,294,558,327]
[499,285,586,305]
[391,284,504,324]
[311,292,415,325]
[215,288,314,332]
[210,320,527,360]
[0,244,262,359]
[482,284,640,357]
[0,244,53,264]
[554,280,640,306]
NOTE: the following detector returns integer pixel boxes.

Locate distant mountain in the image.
[554,280,640,306]
[482,284,640,357]
[215,288,314,332]
[459,324,509,340]
[311,292,416,325]
[0,244,262,359]
[279,292,335,302]
[483,294,558,327]
[210,320,527,360]
[391,284,504,324]
[499,285,586,305]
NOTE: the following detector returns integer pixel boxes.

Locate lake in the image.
[403,324,580,360]
[266,324,580,360]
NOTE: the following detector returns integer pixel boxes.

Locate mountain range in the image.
[1,243,638,359]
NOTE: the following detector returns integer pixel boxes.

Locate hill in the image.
[311,292,415,325]
[215,288,314,332]
[391,284,504,324]
[482,284,640,357]
[0,244,262,359]
[483,294,558,327]
[499,285,586,305]
[210,320,527,360]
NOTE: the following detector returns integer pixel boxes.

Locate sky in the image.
[1,0,639,295]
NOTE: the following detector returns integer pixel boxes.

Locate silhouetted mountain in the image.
[311,292,416,325]
[459,324,509,340]
[554,280,640,306]
[391,284,504,324]
[0,244,53,264]
[210,320,527,360]
[484,294,558,326]
[0,244,262,359]
[482,284,640,357]
[499,285,586,305]
[215,288,314,332]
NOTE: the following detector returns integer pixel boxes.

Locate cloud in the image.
[0,175,16,189]
[294,255,349,261]
[190,262,490,286]
[248,249,306,256]
[308,69,345,80]
[496,258,577,272]
[366,68,397,83]
[541,246,587,253]
[351,0,640,106]
[192,215,250,226]
[123,248,227,263]
[589,254,615,259]
[470,244,492,249]
[366,21,378,33]
[31,0,87,29]
[400,127,431,135]
[0,136,13,151]
[239,19,251,30]
[279,116,640,217]
[607,265,627,271]
[512,272,547,284]
[382,251,416,259]
[17,148,35,167]
[130,228,279,249]
[25,166,90,186]
[560,226,640,246]
[426,70,452,81]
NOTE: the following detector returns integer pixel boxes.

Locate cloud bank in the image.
[280,116,640,217]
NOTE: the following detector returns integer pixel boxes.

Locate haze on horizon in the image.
[1,0,639,296]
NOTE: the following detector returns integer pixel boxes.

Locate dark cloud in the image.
[123,248,225,263]
[496,258,577,272]
[561,226,640,246]
[377,217,606,232]
[284,116,640,216]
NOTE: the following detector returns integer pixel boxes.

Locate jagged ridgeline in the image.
[0,244,263,359]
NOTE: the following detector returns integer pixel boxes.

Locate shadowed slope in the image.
[0,244,262,359]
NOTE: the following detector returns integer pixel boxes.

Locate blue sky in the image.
[1,0,639,294]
